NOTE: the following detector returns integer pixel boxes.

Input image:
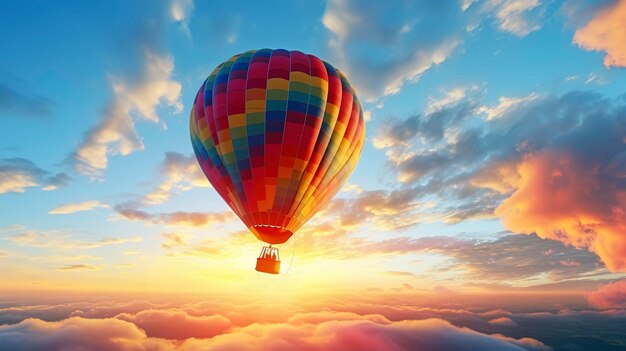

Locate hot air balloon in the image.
[189,49,365,274]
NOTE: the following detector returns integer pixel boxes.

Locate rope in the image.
[281,233,296,276]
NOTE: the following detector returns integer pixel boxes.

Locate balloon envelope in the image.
[190,49,365,244]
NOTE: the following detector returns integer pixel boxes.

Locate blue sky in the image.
[0,0,625,294]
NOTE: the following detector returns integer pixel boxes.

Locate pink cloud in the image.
[587,279,626,309]
[573,0,626,67]
[116,309,231,340]
[180,317,550,351]
[0,310,551,351]
[0,317,172,351]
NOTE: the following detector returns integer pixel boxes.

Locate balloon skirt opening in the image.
[250,225,293,245]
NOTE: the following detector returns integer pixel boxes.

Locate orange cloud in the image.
[573,0,626,67]
[587,279,626,309]
[49,200,109,215]
[488,317,518,327]
[116,309,231,340]
[496,150,626,272]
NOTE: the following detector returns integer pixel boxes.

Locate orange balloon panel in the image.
[190,49,365,244]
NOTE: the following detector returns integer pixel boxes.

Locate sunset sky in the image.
[1,0,625,350]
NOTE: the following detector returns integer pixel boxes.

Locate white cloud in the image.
[426,86,481,114]
[478,93,540,120]
[0,171,38,194]
[170,0,194,37]
[584,72,608,85]
[72,51,182,177]
[49,200,109,215]
[340,183,364,195]
[322,0,464,101]
[486,0,544,37]
[0,158,70,194]
[143,152,209,205]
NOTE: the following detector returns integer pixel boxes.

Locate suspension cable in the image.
[281,233,296,276]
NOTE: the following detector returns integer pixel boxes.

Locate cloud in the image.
[69,301,172,320]
[71,50,181,176]
[68,8,183,177]
[286,311,390,325]
[340,183,363,195]
[491,94,626,272]
[114,205,234,228]
[0,158,70,194]
[5,295,626,350]
[374,91,626,271]
[321,0,548,100]
[0,82,52,118]
[353,233,605,283]
[169,0,194,37]
[48,200,109,215]
[427,234,606,282]
[478,93,541,120]
[495,148,626,272]
[560,0,615,27]
[385,271,416,277]
[373,98,478,166]
[573,0,626,67]
[182,316,550,351]
[0,310,553,351]
[322,0,464,100]
[116,309,231,340]
[584,72,608,85]
[489,317,518,327]
[58,264,100,271]
[587,279,626,309]
[323,187,428,231]
[425,86,479,114]
[274,213,606,286]
[2,226,142,250]
[0,317,171,351]
[161,232,187,249]
[484,0,545,37]
[290,191,611,285]
[143,152,209,205]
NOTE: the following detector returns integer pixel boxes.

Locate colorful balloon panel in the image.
[190,49,365,245]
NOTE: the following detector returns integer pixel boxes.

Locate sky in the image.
[0,0,625,350]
